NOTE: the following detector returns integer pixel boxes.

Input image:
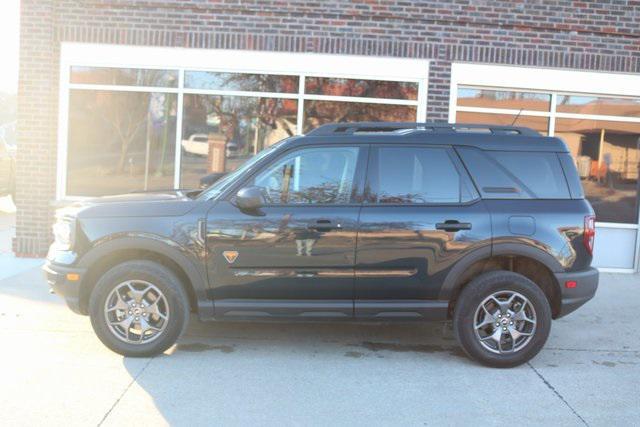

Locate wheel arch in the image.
[77,237,211,317]
[440,244,563,318]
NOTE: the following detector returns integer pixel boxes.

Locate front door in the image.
[206,145,367,318]
[354,145,492,318]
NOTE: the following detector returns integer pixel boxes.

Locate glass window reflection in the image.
[455,111,549,135]
[180,94,297,189]
[303,100,417,133]
[457,88,551,112]
[70,66,178,88]
[305,77,418,100]
[555,118,640,223]
[67,90,176,196]
[185,71,299,93]
[556,95,640,118]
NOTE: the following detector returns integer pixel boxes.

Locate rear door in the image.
[354,144,492,318]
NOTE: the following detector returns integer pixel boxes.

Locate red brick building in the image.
[17,0,640,270]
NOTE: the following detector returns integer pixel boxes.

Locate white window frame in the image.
[449,62,640,273]
[57,43,430,201]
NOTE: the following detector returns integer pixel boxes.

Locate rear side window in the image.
[367,146,474,204]
[456,147,570,199]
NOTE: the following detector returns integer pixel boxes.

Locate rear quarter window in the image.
[456,147,571,199]
[558,153,585,199]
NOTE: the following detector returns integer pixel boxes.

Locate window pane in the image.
[67,90,176,196]
[181,94,297,189]
[185,71,298,93]
[303,100,417,133]
[556,95,640,118]
[488,151,570,199]
[555,118,640,223]
[252,147,359,204]
[371,147,460,204]
[70,66,178,87]
[457,88,551,111]
[305,77,418,100]
[455,111,549,135]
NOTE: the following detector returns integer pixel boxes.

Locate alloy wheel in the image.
[104,280,170,344]
[473,290,537,354]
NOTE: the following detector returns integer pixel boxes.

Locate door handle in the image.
[436,220,472,232]
[307,219,341,231]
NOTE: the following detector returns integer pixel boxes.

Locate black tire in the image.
[89,260,190,357]
[453,270,552,368]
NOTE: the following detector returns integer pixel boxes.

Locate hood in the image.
[60,190,200,219]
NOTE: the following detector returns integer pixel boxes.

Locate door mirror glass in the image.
[235,186,265,210]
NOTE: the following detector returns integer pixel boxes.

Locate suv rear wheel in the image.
[89,260,190,357]
[453,271,552,368]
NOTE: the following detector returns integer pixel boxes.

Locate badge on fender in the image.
[223,251,239,264]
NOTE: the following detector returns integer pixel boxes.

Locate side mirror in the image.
[235,186,265,210]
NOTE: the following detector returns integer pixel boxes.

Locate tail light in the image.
[583,215,596,255]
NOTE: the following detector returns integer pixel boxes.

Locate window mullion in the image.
[297,74,305,135]
[549,93,557,136]
[174,69,185,189]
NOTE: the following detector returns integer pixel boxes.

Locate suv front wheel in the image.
[453,271,552,368]
[89,260,190,357]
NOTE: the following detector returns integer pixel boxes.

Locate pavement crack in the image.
[98,356,155,426]
[527,362,589,426]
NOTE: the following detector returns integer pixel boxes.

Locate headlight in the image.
[52,217,75,250]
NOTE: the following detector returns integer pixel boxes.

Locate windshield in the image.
[197,140,285,200]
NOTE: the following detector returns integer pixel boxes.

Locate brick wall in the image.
[17,0,640,255]
[16,0,58,256]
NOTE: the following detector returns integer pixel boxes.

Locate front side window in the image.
[368,146,464,204]
[250,146,360,205]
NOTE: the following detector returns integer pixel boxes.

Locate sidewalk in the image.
[0,196,43,280]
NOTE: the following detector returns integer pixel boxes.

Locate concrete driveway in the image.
[0,217,638,425]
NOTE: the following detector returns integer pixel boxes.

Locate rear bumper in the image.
[43,261,87,315]
[554,267,599,318]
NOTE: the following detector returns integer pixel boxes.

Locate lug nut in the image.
[502,327,507,331]
[506,313,511,318]
[498,314,502,318]
[510,321,514,325]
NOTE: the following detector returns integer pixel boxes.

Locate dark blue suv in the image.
[44,122,598,367]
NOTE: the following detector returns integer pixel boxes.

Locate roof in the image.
[300,122,569,152]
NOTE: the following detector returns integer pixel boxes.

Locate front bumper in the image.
[43,261,87,315]
[554,267,599,318]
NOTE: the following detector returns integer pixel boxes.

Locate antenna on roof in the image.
[510,108,524,126]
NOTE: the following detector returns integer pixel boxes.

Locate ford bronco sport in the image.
[44,122,598,367]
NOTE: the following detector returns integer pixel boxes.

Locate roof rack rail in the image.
[306,122,541,137]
